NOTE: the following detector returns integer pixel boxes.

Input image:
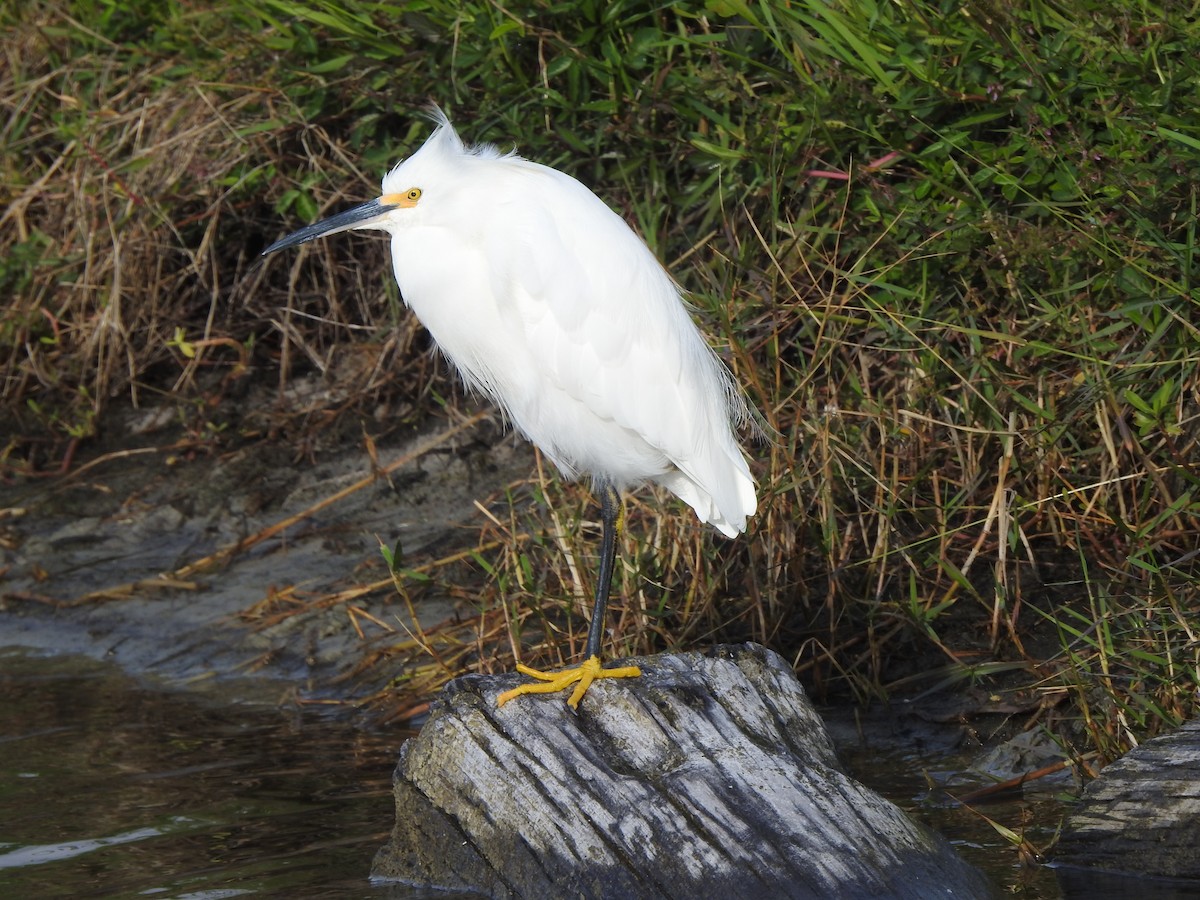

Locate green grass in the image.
[2,0,1198,767]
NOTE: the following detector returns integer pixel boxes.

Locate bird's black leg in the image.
[496,480,641,709]
[584,480,621,661]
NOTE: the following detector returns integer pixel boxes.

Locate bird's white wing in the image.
[494,163,754,534]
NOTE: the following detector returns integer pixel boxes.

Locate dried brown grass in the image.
[0,12,421,467]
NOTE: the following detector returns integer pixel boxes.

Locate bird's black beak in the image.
[261,196,400,257]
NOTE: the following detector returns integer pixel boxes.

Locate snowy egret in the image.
[262,109,756,709]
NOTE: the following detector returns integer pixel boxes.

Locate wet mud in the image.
[1,395,531,706]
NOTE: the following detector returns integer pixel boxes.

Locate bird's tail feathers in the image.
[657,450,756,538]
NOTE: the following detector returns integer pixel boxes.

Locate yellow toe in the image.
[496,655,642,709]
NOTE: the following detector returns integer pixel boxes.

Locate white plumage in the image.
[378,112,755,535]
[263,109,757,707]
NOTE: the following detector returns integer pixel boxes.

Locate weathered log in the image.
[371,643,992,899]
[1056,717,1200,880]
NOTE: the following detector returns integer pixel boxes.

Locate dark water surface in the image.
[0,650,420,899]
[0,648,1177,899]
[837,737,1064,898]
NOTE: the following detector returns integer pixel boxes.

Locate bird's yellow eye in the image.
[381,188,423,208]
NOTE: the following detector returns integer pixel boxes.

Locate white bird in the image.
[262,109,756,709]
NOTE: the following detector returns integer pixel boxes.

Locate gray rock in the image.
[1057,717,1200,880]
[373,643,994,899]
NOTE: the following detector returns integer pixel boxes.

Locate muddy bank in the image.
[1,393,531,707]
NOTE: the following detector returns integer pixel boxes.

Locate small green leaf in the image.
[689,138,745,161]
[308,54,356,74]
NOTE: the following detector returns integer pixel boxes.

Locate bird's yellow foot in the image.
[496,655,642,709]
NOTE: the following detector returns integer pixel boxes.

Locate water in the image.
[1,648,1187,899]
[837,740,1065,897]
[0,650,411,899]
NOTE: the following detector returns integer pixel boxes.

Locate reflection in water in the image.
[0,650,412,898]
[836,739,1065,898]
[0,824,174,868]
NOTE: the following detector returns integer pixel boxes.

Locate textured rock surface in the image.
[1057,717,1200,879]
[372,643,993,899]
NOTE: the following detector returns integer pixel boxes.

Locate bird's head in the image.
[261,107,473,256]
